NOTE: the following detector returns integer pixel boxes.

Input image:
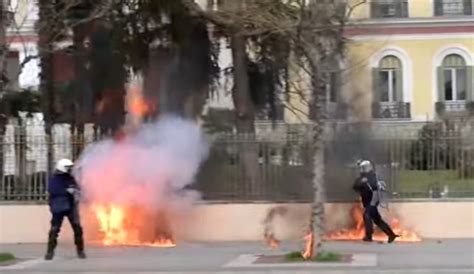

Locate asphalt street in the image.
[0,239,473,273]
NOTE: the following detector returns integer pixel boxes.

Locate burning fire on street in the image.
[264,203,421,250]
[93,204,176,247]
[76,76,209,248]
[264,233,280,249]
[324,203,422,242]
[263,206,287,249]
[301,232,314,260]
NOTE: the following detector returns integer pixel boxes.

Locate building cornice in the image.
[349,16,474,28]
[345,23,474,38]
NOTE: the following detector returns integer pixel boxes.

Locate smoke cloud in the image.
[75,115,209,209]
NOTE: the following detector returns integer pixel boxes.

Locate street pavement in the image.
[0,239,473,273]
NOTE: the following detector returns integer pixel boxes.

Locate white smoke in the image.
[75,115,209,209]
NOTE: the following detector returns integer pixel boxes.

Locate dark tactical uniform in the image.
[45,172,86,260]
[353,170,398,243]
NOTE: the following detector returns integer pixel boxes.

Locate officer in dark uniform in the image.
[45,159,86,260]
[353,160,399,243]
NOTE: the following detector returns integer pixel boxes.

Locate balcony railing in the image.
[372,102,411,119]
[309,102,348,121]
[434,0,473,16]
[371,0,409,18]
[436,101,474,116]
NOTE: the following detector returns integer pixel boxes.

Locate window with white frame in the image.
[440,54,467,101]
[374,55,402,103]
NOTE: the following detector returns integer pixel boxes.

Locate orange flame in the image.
[128,85,154,119]
[264,233,280,249]
[325,203,421,242]
[301,232,314,260]
[264,203,421,249]
[93,204,176,247]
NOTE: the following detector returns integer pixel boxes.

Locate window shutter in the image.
[395,68,403,102]
[437,67,445,101]
[372,68,381,103]
[466,66,473,101]
[464,0,473,15]
[434,0,443,16]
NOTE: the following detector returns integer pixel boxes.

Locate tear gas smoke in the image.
[75,115,209,210]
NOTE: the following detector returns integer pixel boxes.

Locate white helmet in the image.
[358,160,373,173]
[56,158,74,173]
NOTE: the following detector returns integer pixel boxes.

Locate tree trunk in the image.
[230,34,260,197]
[308,119,325,256]
[0,1,7,184]
[72,23,88,158]
[0,115,5,184]
[231,35,254,133]
[38,0,56,172]
[307,71,327,258]
[15,118,28,199]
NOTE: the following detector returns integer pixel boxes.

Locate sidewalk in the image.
[0,239,473,273]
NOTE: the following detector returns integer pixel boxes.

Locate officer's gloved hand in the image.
[66,188,76,194]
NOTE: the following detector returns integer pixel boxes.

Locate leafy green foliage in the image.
[285,251,343,262]
[0,89,42,118]
[0,253,15,263]
[285,251,304,260]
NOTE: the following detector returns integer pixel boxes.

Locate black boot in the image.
[76,241,86,259]
[388,234,400,243]
[44,230,58,260]
[363,236,373,242]
[77,247,86,259]
[378,220,399,243]
[73,225,86,259]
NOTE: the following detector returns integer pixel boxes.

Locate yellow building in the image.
[285,0,474,123]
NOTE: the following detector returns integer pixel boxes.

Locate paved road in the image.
[0,239,473,273]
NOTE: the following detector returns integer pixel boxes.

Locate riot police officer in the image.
[45,159,86,260]
[353,160,399,243]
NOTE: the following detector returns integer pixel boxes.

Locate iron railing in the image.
[434,0,473,16]
[1,122,474,202]
[371,0,409,18]
[436,101,474,117]
[372,102,411,119]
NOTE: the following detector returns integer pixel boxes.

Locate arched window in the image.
[438,54,471,102]
[373,55,403,103]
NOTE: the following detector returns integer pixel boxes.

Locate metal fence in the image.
[1,123,474,202]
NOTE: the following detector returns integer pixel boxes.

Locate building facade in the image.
[345,0,473,122]
[5,0,39,90]
[283,0,474,125]
[4,1,474,124]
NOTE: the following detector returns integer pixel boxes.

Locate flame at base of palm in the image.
[93,204,176,247]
